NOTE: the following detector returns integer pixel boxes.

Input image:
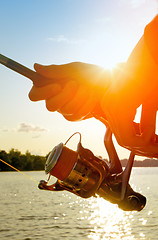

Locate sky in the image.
[0,0,158,160]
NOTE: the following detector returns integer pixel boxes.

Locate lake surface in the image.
[0,168,158,240]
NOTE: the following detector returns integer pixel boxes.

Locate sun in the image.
[97,51,126,71]
[94,38,129,71]
[103,59,120,71]
[97,57,119,71]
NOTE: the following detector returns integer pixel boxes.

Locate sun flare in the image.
[99,59,120,71]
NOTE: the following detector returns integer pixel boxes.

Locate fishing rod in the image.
[0,53,146,211]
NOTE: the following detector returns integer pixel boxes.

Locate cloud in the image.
[17,123,47,133]
[130,0,146,7]
[2,128,9,132]
[121,0,155,8]
[95,17,111,23]
[46,35,86,44]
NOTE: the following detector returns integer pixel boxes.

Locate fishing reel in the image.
[39,127,146,212]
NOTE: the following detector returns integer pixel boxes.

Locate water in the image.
[0,168,158,240]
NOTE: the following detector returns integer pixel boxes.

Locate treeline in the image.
[1,148,158,172]
[121,158,158,167]
[0,149,46,171]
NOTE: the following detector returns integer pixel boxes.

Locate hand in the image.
[29,16,158,158]
[29,62,110,121]
[101,92,158,158]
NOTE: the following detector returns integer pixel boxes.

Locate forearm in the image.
[144,14,158,66]
[103,23,158,110]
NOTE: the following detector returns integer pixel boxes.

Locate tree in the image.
[0,149,46,171]
[32,155,45,170]
[0,150,10,171]
[8,149,22,170]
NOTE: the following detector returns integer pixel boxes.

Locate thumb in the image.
[34,63,65,79]
[34,63,47,75]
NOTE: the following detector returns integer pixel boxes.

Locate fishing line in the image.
[0,158,38,184]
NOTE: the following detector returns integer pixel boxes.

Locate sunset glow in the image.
[0,0,157,159]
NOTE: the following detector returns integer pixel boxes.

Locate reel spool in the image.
[42,132,109,198]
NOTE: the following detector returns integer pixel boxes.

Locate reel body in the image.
[41,138,109,198]
[39,131,146,212]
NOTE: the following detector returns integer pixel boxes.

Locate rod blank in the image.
[0,54,57,87]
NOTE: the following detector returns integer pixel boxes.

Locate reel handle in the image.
[38,180,64,191]
[120,152,135,200]
[104,125,135,201]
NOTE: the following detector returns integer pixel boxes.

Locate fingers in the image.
[61,88,96,121]
[45,83,96,121]
[60,86,95,113]
[114,117,139,148]
[30,63,79,102]
[29,83,62,101]
[59,86,87,114]
[34,62,76,80]
[34,63,64,79]
[140,103,157,143]
[114,120,158,157]
[45,81,78,112]
[112,109,158,158]
[34,63,73,87]
[101,90,158,157]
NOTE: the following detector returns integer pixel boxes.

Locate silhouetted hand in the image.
[29,62,111,121]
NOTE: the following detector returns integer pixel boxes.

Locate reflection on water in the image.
[0,168,158,240]
[87,198,131,240]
